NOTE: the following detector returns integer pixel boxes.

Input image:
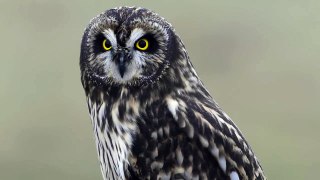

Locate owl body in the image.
[80,7,265,180]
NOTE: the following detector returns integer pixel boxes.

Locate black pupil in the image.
[105,40,111,48]
[139,39,146,48]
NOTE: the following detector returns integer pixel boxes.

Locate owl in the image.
[80,7,266,180]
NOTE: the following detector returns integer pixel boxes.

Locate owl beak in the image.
[118,51,126,78]
[114,49,131,78]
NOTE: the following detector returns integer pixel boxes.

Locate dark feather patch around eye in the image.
[135,34,158,53]
[93,33,109,54]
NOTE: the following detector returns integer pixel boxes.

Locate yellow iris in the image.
[102,39,112,51]
[135,38,149,51]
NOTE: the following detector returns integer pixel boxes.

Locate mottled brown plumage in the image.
[80,6,266,180]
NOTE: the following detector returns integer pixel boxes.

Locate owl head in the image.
[80,7,191,90]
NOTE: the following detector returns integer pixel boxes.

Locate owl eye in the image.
[102,39,112,51]
[135,38,149,51]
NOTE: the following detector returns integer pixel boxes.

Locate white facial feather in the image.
[98,28,147,84]
[103,29,117,48]
[126,28,146,47]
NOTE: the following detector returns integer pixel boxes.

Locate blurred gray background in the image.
[1,0,319,179]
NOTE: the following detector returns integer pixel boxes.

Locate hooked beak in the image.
[113,49,131,78]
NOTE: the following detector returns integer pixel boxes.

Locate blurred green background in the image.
[1,0,319,179]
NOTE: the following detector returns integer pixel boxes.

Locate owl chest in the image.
[89,97,139,180]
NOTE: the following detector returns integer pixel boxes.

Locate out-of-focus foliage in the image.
[0,1,319,179]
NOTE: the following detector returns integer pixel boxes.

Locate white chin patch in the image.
[105,59,142,84]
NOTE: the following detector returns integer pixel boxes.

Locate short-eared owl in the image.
[80,7,265,180]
